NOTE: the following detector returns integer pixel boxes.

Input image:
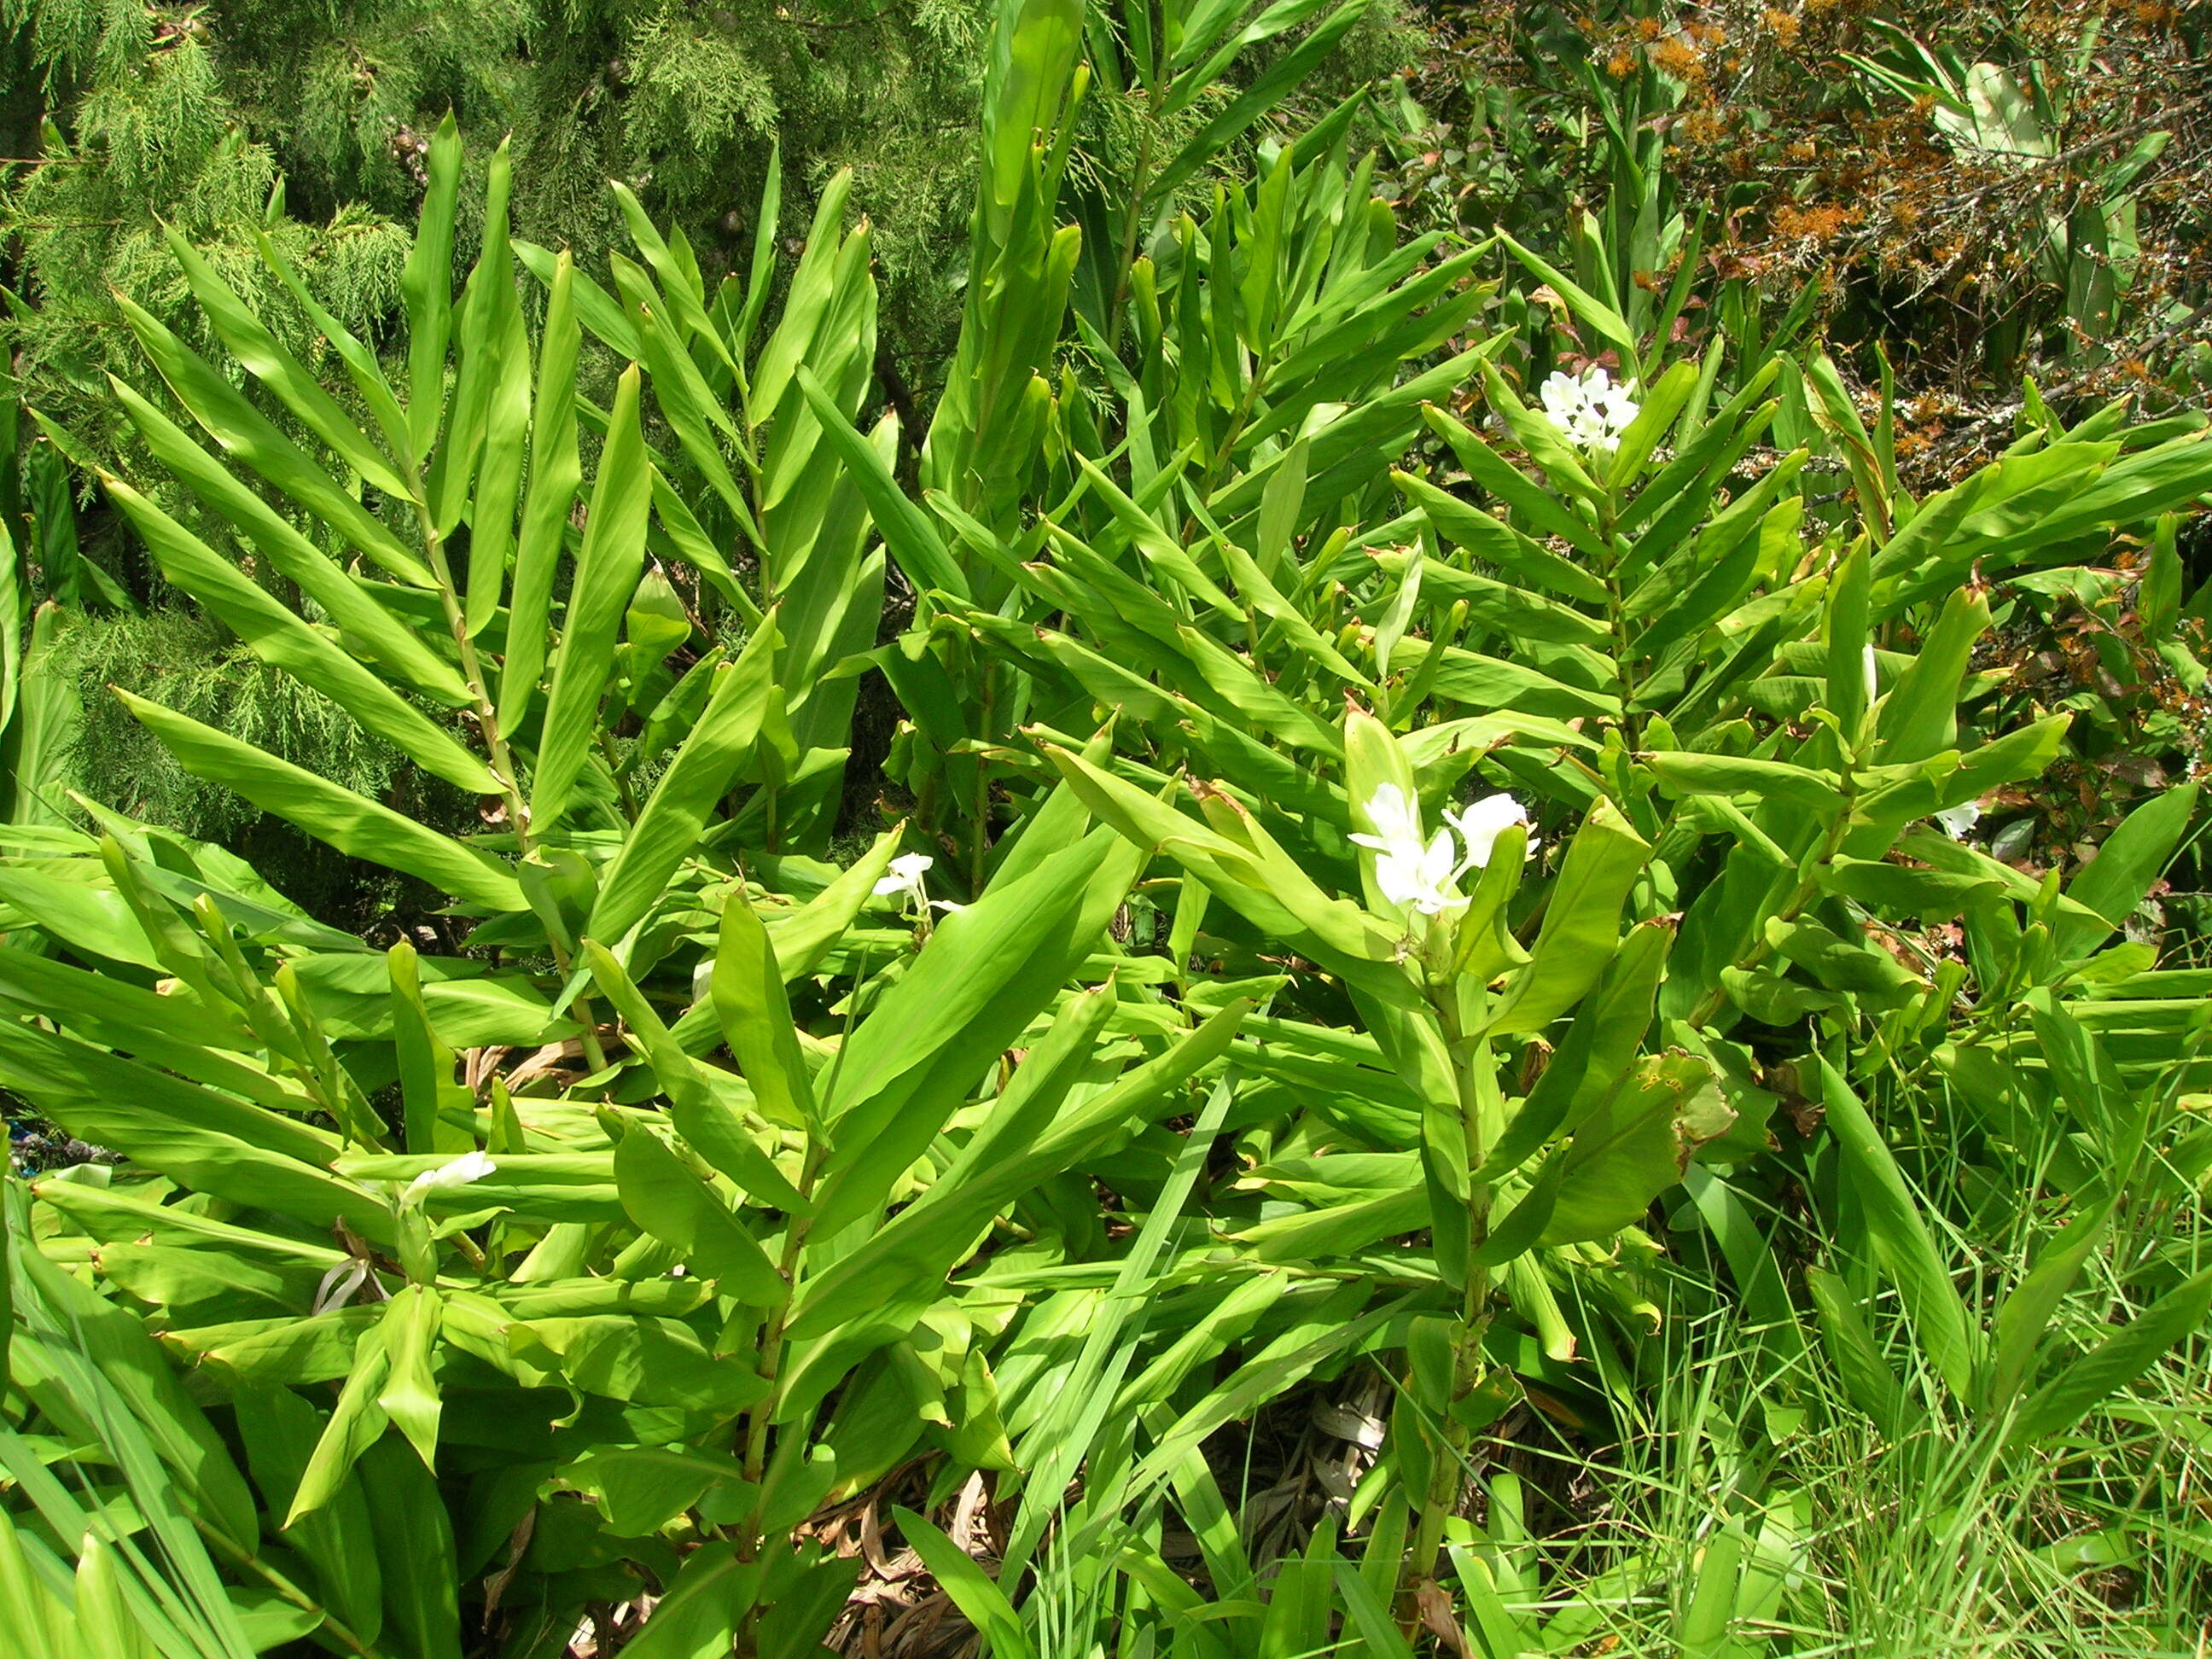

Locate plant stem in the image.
[733,1144,822,1656]
[1402,1000,1499,1615]
[413,502,610,1074]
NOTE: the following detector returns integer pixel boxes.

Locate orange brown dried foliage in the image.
[1394,1,2212,476]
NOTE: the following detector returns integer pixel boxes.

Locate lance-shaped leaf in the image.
[8,1225,262,1552]
[287,1320,393,1526]
[791,984,1167,1341]
[532,365,653,830]
[163,226,412,499]
[112,690,526,914]
[582,942,808,1214]
[389,941,476,1155]
[105,377,469,706]
[235,1386,384,1644]
[115,294,433,587]
[1039,742,1413,1004]
[498,247,583,734]
[711,891,819,1134]
[1538,1050,1732,1245]
[2008,1266,2212,1448]
[1489,799,1651,1035]
[799,368,969,600]
[612,1121,785,1305]
[399,113,463,457]
[587,615,780,945]
[808,831,1138,1237]
[1817,1057,1981,1399]
[374,1284,444,1470]
[357,1437,464,1659]
[101,473,499,795]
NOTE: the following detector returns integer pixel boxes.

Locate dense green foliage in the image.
[2,2,2209,1656]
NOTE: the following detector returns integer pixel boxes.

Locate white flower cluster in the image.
[1351,784,1529,917]
[1539,365,1639,454]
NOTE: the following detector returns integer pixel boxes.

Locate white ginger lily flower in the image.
[1539,365,1640,454]
[1351,784,1461,916]
[1862,643,1880,707]
[401,1149,498,1207]
[1377,827,1464,916]
[1353,785,1533,917]
[1443,793,1532,870]
[872,852,934,905]
[1351,783,1423,851]
[1933,801,1982,841]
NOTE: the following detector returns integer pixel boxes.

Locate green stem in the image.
[1401,999,1499,1615]
[733,1145,822,1656]
[411,501,609,1074]
[1107,92,1162,352]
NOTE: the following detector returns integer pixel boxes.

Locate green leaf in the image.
[498,247,584,734]
[797,368,969,600]
[810,834,1134,1236]
[8,1228,261,1553]
[1817,1057,1980,1399]
[373,1285,444,1470]
[400,113,463,458]
[588,617,780,943]
[2010,1267,2212,1447]
[581,942,808,1214]
[1391,469,1609,605]
[1491,798,1651,1035]
[613,1121,785,1305]
[114,296,434,588]
[1805,1265,1907,1424]
[2055,783,2201,960]
[105,376,469,706]
[710,891,820,1134]
[893,1508,1038,1659]
[1987,1199,2113,1416]
[235,1387,383,1644]
[112,690,526,914]
[1498,230,1641,369]
[615,1544,754,1659]
[101,473,498,795]
[793,997,1240,1342]
[1644,751,1846,813]
[163,227,411,499]
[532,365,652,830]
[1539,1051,1730,1244]
[357,1435,464,1659]
[565,1447,756,1538]
[287,1323,392,1527]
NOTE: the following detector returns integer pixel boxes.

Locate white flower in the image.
[872,852,934,905]
[1933,802,1982,841]
[311,1257,373,1314]
[1352,786,1534,917]
[1443,794,1531,870]
[1539,365,1640,454]
[401,1150,498,1206]
[1377,827,1465,916]
[1352,784,1461,916]
[1862,644,1880,707]
[1351,783,1423,851]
